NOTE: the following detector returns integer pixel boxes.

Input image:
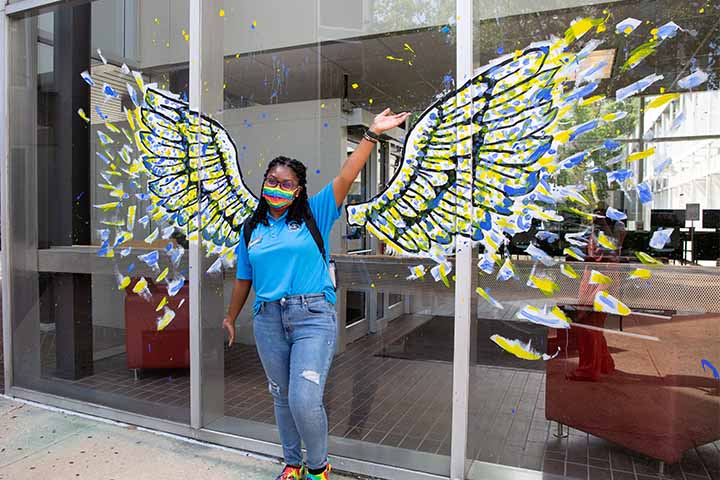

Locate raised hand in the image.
[369,108,410,134]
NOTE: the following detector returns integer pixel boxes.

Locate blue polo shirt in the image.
[236,181,341,314]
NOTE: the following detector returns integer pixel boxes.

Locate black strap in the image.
[243,213,327,263]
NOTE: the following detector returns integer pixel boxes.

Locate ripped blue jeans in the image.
[253,293,337,470]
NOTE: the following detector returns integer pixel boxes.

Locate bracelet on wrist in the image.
[364,128,381,143]
[363,133,378,144]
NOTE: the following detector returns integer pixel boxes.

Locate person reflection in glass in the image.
[569,206,626,382]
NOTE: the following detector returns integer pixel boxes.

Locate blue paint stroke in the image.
[616,74,663,101]
[701,359,719,380]
[678,69,708,89]
[657,21,681,40]
[637,181,653,204]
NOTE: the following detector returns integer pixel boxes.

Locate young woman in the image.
[222,108,409,480]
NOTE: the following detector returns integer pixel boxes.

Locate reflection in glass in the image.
[466,2,720,479]
[8,0,191,422]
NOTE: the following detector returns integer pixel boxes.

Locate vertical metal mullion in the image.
[1,7,13,395]
[188,0,203,429]
[189,0,225,431]
[450,0,473,479]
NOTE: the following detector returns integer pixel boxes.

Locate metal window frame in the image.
[450,1,473,478]
[1,1,12,395]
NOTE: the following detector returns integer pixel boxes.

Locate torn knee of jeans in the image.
[300,370,321,385]
[267,379,281,397]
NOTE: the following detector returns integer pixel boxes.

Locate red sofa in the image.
[125,280,190,370]
[546,310,720,463]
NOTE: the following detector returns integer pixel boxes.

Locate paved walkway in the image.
[0,396,356,480]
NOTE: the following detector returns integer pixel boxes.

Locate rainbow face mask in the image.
[262,184,296,209]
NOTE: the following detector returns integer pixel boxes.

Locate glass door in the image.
[465,1,720,479]
[7,0,192,423]
[200,1,458,477]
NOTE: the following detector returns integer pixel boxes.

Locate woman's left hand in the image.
[369,108,410,135]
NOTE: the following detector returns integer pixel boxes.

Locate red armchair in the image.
[546,310,720,463]
[125,279,190,372]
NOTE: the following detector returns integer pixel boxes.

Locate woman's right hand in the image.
[222,317,235,347]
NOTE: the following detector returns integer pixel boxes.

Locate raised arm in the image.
[333,108,410,207]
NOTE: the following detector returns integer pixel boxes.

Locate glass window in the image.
[8,0,191,422]
[466,1,720,479]
[203,1,457,476]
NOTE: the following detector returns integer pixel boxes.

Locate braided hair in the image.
[245,156,312,235]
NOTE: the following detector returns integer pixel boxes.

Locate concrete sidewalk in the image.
[0,396,357,480]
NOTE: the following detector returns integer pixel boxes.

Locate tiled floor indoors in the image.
[4,311,719,480]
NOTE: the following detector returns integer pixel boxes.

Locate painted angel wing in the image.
[135,88,257,248]
[346,45,560,257]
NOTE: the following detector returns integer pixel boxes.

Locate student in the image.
[222,108,409,480]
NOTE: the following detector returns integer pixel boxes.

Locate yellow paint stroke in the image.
[646,93,679,110]
[565,17,604,44]
[561,263,579,279]
[528,274,560,297]
[589,269,613,285]
[351,82,359,89]
[156,266,169,283]
[94,202,120,212]
[105,122,121,134]
[629,268,652,279]
[602,111,627,122]
[132,71,144,92]
[590,179,599,202]
[476,287,504,309]
[145,227,159,243]
[439,263,451,288]
[627,147,655,162]
[580,95,605,106]
[386,55,404,62]
[132,277,149,294]
[157,307,176,331]
[554,130,571,144]
[101,219,125,227]
[635,251,661,265]
[569,207,594,220]
[127,205,137,230]
[155,296,168,312]
[597,232,618,249]
[125,108,135,132]
[118,275,131,290]
[403,43,416,55]
[218,9,225,17]
[490,334,557,361]
[622,41,657,71]
[78,108,90,123]
[564,247,585,261]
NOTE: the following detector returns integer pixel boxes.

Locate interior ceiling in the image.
[214,0,719,113]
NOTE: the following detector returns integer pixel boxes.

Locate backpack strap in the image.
[243,217,253,248]
[304,210,327,263]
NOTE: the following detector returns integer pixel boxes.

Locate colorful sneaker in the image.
[275,464,306,480]
[306,464,331,480]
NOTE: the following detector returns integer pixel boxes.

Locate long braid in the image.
[245,156,312,236]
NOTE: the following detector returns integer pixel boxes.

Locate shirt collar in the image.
[267,210,288,224]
